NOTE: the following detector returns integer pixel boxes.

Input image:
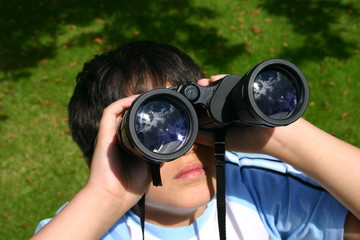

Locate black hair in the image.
[68,41,205,164]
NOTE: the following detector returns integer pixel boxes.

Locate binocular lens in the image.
[135,99,191,154]
[119,89,198,162]
[253,70,298,120]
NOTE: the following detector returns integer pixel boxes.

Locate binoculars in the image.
[118,59,309,162]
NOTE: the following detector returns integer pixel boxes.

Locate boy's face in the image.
[144,142,216,218]
[130,81,216,222]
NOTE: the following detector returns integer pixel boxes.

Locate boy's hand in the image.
[198,74,360,228]
[196,75,274,154]
[87,95,151,207]
[32,95,151,240]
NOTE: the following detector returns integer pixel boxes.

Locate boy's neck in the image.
[132,204,208,228]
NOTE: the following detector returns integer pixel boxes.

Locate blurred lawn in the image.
[0,0,359,239]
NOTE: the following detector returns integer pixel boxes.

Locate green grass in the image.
[0,0,359,238]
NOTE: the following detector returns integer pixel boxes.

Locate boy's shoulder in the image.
[225,151,321,188]
[224,151,347,239]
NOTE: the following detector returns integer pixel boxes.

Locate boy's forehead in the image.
[127,78,176,96]
[140,81,173,92]
[166,82,173,88]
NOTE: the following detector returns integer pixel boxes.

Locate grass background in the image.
[0,0,359,239]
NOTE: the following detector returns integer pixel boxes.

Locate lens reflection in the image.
[135,99,190,154]
[253,70,298,119]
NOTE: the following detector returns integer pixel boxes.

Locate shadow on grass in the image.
[258,0,359,63]
[0,0,245,80]
[0,0,358,80]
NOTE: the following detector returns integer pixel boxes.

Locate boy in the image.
[32,41,360,239]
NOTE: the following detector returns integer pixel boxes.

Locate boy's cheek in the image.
[195,129,214,147]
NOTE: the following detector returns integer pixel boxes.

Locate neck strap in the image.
[215,129,226,240]
[139,162,163,240]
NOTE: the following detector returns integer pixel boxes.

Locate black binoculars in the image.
[118,59,309,162]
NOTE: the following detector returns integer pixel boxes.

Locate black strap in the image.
[215,129,226,240]
[150,162,163,187]
[139,162,162,240]
[138,194,146,240]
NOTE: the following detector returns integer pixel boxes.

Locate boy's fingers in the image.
[97,95,138,143]
[210,74,228,81]
[103,95,138,118]
[197,74,228,86]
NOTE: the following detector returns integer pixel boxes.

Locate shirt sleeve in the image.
[230,152,348,240]
[34,218,52,233]
[33,202,68,234]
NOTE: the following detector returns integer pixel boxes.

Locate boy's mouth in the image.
[175,162,205,179]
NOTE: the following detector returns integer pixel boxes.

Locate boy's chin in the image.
[146,183,215,212]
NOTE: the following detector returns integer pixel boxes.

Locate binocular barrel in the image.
[118,59,309,162]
